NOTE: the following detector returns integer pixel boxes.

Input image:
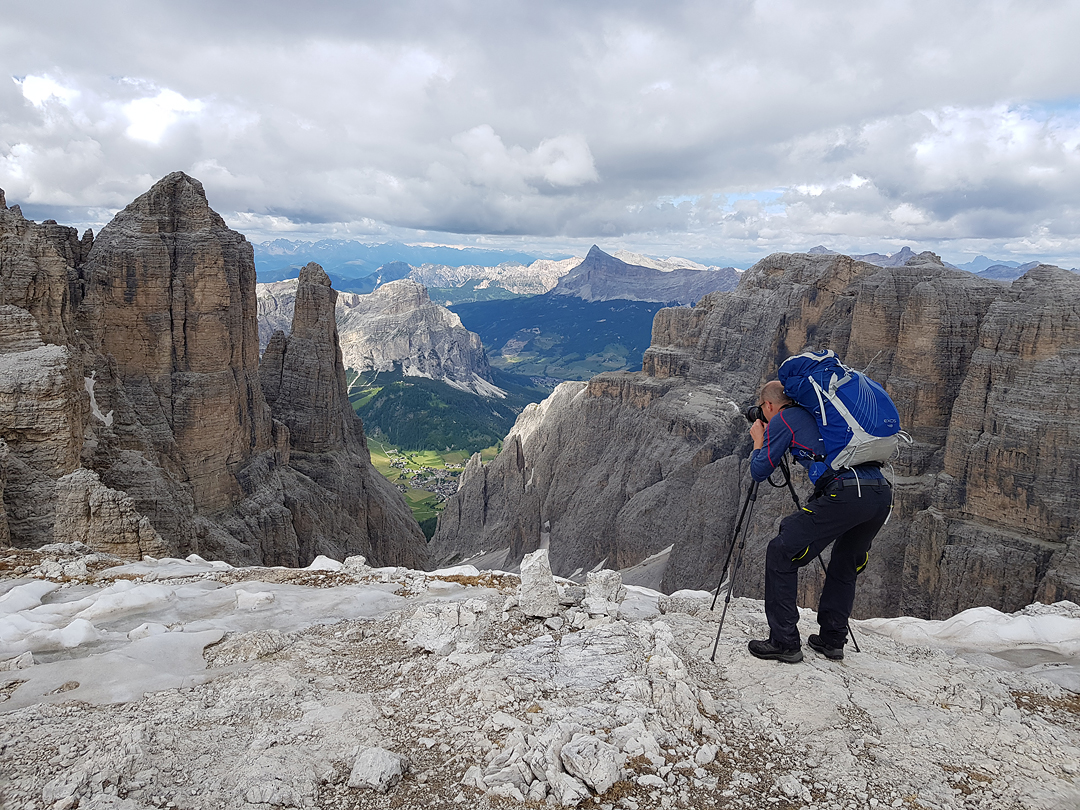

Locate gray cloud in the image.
[3,1,1080,265]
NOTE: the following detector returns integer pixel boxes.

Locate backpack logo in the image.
[778,349,909,471]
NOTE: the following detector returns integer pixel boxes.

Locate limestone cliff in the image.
[76,172,273,516]
[0,174,428,570]
[257,277,501,397]
[433,251,1080,619]
[261,263,360,454]
[256,279,308,348]
[0,194,91,548]
[407,257,580,296]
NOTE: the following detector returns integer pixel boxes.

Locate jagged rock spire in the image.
[260,261,363,454]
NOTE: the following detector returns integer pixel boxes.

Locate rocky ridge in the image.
[550,246,740,305]
[0,174,427,569]
[408,257,581,297]
[257,278,501,398]
[259,264,427,567]
[612,250,731,274]
[1,544,1077,810]
[433,251,1080,620]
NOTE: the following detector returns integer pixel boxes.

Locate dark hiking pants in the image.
[764,478,892,649]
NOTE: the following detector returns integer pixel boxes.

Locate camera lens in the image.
[745,405,765,424]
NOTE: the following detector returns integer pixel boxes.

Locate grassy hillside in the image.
[347,367,545,454]
[450,294,664,380]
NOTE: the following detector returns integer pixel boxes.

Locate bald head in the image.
[759,380,791,407]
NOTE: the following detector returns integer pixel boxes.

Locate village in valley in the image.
[387,451,463,501]
[366,438,502,533]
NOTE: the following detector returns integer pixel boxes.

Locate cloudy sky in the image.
[3,1,1080,266]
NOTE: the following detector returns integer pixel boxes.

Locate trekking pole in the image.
[777,459,861,654]
[710,479,759,611]
[709,480,759,662]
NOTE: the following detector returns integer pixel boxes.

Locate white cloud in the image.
[15,75,78,107]
[2,1,1080,265]
[536,135,599,187]
[445,126,597,191]
[123,89,203,143]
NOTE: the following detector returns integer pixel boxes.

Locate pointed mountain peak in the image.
[113,172,226,234]
[585,245,610,260]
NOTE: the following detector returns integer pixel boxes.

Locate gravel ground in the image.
[1,545,1078,810]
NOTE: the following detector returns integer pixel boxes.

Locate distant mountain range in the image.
[411,258,581,302]
[253,239,547,282]
[808,245,1078,280]
[451,295,666,382]
[256,243,743,306]
[256,278,501,398]
[255,245,738,455]
[808,245,960,269]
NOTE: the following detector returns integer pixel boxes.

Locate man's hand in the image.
[750,418,766,450]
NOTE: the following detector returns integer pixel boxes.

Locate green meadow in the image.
[366,437,501,537]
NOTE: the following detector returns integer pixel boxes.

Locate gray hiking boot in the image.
[808,634,844,660]
[748,638,804,663]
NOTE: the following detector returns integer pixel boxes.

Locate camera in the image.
[745,404,765,424]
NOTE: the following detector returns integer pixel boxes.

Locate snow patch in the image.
[83,374,113,427]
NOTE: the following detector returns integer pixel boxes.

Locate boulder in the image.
[560,734,621,794]
[347,746,408,792]
[518,548,559,618]
[583,569,627,617]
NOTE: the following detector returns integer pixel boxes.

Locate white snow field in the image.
[1,543,1078,810]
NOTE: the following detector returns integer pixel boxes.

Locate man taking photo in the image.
[746,380,892,663]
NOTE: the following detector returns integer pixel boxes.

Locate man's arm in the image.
[749,416,793,482]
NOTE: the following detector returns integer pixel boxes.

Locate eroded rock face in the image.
[78,172,273,514]
[434,251,1080,618]
[0,198,92,347]
[941,267,1080,541]
[0,175,428,570]
[54,468,170,559]
[0,308,85,545]
[0,197,94,548]
[260,263,360,455]
[255,279,307,349]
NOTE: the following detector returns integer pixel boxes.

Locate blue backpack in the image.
[777,349,907,472]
